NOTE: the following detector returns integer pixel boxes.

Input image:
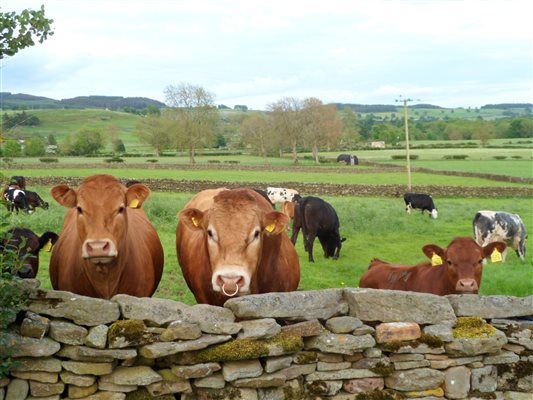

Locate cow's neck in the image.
[83,260,121,299]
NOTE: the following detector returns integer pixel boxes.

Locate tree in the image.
[47,133,56,145]
[268,97,303,165]
[164,83,218,164]
[25,137,45,156]
[371,123,402,146]
[134,115,173,156]
[62,128,105,155]
[0,5,54,58]
[240,113,273,166]
[113,139,126,154]
[301,98,342,164]
[3,140,20,157]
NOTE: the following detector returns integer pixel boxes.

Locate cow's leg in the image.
[290,225,300,245]
[306,233,316,262]
[501,247,508,262]
[405,203,412,214]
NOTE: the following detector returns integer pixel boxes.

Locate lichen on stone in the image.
[125,387,174,400]
[293,351,318,364]
[452,317,496,339]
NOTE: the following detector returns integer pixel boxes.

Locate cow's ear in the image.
[51,185,77,208]
[126,184,150,209]
[263,211,289,236]
[482,241,506,259]
[179,208,205,231]
[422,244,445,260]
[38,232,59,252]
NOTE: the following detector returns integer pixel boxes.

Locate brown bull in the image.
[176,188,300,306]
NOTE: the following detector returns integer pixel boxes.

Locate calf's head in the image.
[1,228,58,278]
[179,189,288,297]
[51,175,150,265]
[423,237,506,294]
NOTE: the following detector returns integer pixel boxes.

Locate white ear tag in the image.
[490,249,502,263]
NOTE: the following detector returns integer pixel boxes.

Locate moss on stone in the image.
[498,360,533,380]
[108,319,147,345]
[125,387,174,400]
[193,332,303,363]
[283,385,307,400]
[370,361,395,376]
[293,351,318,364]
[469,390,497,399]
[381,340,403,352]
[452,317,496,339]
[418,333,444,348]
[355,389,404,400]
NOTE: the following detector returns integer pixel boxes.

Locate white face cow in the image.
[266,187,300,205]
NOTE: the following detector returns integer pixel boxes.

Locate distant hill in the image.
[0,92,165,110]
[480,103,532,110]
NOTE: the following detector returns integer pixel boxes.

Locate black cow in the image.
[337,154,359,165]
[473,211,527,262]
[253,189,275,208]
[404,193,438,219]
[3,188,30,213]
[291,196,346,262]
[1,228,59,278]
[8,176,26,190]
[25,190,49,212]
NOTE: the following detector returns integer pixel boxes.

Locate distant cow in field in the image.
[404,192,438,219]
[24,190,49,213]
[359,237,506,295]
[1,228,58,278]
[49,174,164,299]
[266,187,301,205]
[176,188,300,306]
[291,196,345,262]
[3,188,30,213]
[8,176,26,190]
[337,154,359,165]
[473,210,527,262]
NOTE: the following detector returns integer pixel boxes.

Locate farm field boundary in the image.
[25,176,533,198]
[4,161,532,184]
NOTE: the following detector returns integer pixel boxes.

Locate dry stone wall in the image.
[1,281,532,400]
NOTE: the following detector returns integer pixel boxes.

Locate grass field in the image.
[3,185,532,305]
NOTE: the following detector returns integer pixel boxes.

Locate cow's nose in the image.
[456,279,478,293]
[215,274,245,297]
[82,239,118,259]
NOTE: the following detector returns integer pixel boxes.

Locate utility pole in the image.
[395,96,416,190]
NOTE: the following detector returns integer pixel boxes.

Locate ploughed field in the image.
[1,161,532,305]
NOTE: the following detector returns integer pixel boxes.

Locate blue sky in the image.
[1,0,531,110]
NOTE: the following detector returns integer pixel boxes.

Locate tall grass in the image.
[3,187,531,305]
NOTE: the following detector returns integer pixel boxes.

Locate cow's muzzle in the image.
[212,268,250,297]
[455,279,478,294]
[18,264,35,279]
[82,239,118,264]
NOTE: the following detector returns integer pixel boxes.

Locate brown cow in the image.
[359,237,506,295]
[50,174,164,299]
[176,188,300,306]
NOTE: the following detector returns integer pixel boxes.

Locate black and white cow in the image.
[404,193,438,219]
[266,187,301,205]
[473,211,527,262]
[3,188,30,213]
[291,196,346,262]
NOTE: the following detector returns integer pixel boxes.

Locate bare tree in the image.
[301,98,342,164]
[240,113,273,166]
[164,83,218,163]
[268,97,303,165]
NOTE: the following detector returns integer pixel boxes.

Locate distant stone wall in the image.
[1,282,532,400]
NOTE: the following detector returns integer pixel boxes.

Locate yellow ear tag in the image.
[129,199,139,209]
[490,249,503,263]
[265,223,276,233]
[191,217,199,227]
[431,253,443,266]
[43,239,53,252]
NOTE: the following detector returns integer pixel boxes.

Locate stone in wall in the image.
[447,295,533,319]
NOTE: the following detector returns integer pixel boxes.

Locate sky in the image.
[1,0,532,110]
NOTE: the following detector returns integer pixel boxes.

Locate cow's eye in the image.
[77,206,83,215]
[253,230,260,240]
[478,259,483,264]
[118,206,125,214]
[207,229,214,238]
[447,260,453,266]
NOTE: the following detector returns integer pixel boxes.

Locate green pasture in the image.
[2,186,532,305]
[1,166,530,188]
